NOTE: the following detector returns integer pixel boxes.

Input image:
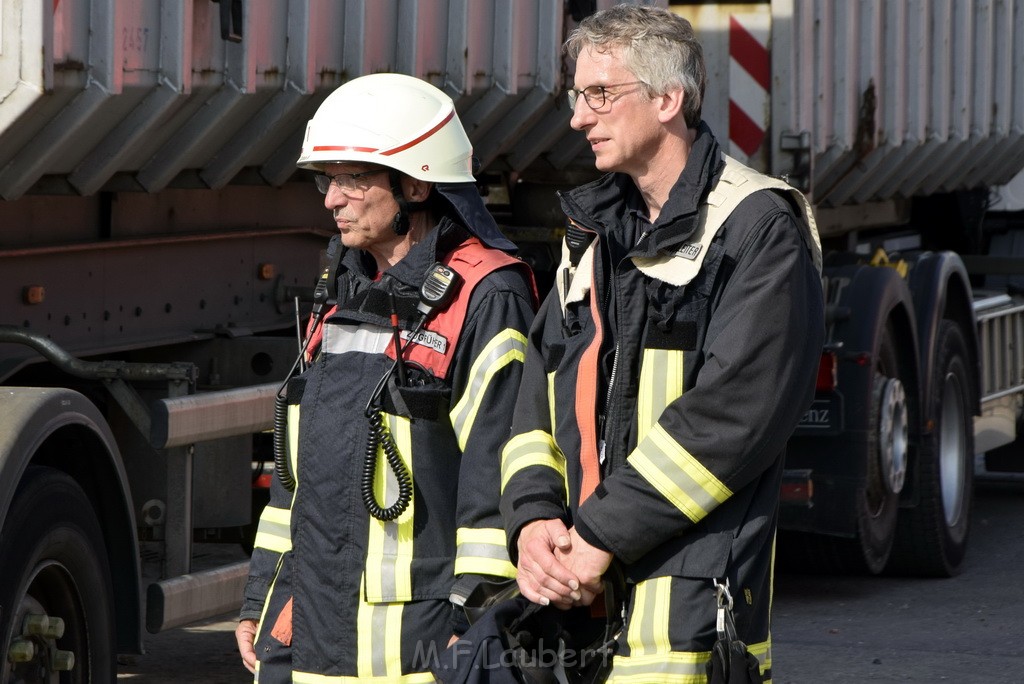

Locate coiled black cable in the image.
[271,241,342,493]
[273,392,295,492]
[272,302,325,494]
[361,408,413,520]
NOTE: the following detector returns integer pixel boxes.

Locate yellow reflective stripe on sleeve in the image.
[636,348,684,443]
[501,430,567,493]
[627,424,732,523]
[364,414,414,603]
[450,329,527,450]
[253,505,292,554]
[455,527,516,578]
[626,576,672,657]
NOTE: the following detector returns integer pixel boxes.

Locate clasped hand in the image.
[515,519,613,609]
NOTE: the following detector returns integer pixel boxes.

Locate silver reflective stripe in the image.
[288,402,300,484]
[253,505,291,553]
[626,576,671,656]
[355,584,406,679]
[365,415,414,603]
[321,322,391,355]
[628,424,731,523]
[608,653,707,679]
[500,430,566,492]
[370,605,388,676]
[636,348,684,444]
[455,527,514,577]
[456,540,510,564]
[376,414,402,600]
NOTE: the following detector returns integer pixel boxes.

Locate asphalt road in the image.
[117,479,1024,683]
[772,478,1024,683]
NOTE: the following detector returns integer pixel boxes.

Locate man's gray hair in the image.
[564,4,706,128]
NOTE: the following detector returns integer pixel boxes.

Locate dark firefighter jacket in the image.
[499,123,824,673]
[242,214,536,682]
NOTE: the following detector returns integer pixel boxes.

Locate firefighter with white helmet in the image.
[297,72,477,183]
[235,72,536,682]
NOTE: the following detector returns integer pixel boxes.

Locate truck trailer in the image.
[669,0,1024,580]
[1,0,1023,680]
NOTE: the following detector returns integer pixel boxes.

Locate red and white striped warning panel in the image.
[728,13,770,159]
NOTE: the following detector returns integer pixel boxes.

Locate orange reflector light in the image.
[23,285,45,305]
[780,476,814,505]
[254,473,273,489]
[816,351,837,392]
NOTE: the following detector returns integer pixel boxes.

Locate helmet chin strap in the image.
[387,169,429,236]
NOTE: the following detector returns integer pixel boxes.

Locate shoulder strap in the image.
[386,237,536,380]
[632,154,821,286]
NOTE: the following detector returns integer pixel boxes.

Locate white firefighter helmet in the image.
[297,73,475,183]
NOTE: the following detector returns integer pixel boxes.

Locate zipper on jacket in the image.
[598,224,649,468]
[599,341,619,465]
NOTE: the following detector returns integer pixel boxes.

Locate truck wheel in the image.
[841,323,905,575]
[778,325,904,576]
[887,320,974,576]
[0,466,117,683]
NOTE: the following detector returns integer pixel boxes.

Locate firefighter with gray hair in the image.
[500,4,823,681]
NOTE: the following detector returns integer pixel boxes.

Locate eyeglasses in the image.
[566,81,645,110]
[313,169,387,196]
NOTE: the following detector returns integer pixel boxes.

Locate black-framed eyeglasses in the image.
[566,81,645,110]
[313,168,388,195]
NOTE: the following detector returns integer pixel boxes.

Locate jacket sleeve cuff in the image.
[238,608,263,623]
[500,490,568,564]
[449,574,484,608]
[572,515,612,553]
[576,495,659,565]
[448,574,518,637]
[239,575,270,621]
[504,506,569,565]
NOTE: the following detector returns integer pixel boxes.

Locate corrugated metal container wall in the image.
[0,0,663,202]
[771,0,1024,208]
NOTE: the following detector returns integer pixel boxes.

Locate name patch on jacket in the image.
[674,243,703,260]
[401,329,449,354]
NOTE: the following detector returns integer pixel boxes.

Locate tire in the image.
[854,322,906,574]
[0,466,117,683]
[886,320,974,577]
[783,324,904,575]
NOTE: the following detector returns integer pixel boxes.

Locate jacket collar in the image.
[559,121,725,258]
[436,183,517,252]
[340,216,470,289]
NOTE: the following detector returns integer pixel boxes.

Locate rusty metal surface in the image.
[771,0,1024,207]
[0,0,662,201]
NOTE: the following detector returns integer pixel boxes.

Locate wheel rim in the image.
[4,560,84,683]
[939,371,967,526]
[877,377,908,495]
